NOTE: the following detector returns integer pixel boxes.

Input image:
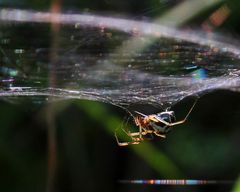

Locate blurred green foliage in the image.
[233,176,240,192]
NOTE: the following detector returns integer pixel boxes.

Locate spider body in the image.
[135,111,176,135]
[115,98,198,146]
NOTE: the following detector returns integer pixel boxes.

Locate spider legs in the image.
[114,128,143,146]
[115,132,140,146]
[115,126,154,146]
[163,96,198,127]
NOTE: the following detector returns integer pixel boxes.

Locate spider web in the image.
[1,9,240,108]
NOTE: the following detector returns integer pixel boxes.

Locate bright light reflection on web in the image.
[0,9,240,108]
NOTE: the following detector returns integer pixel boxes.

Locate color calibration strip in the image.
[119,180,233,185]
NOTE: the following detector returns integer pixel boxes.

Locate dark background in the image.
[1,0,240,192]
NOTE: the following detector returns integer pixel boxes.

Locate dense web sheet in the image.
[0,9,240,107]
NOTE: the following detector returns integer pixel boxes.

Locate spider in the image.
[115,98,198,146]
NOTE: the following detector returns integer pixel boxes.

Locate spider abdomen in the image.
[150,121,171,134]
[151,112,176,134]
